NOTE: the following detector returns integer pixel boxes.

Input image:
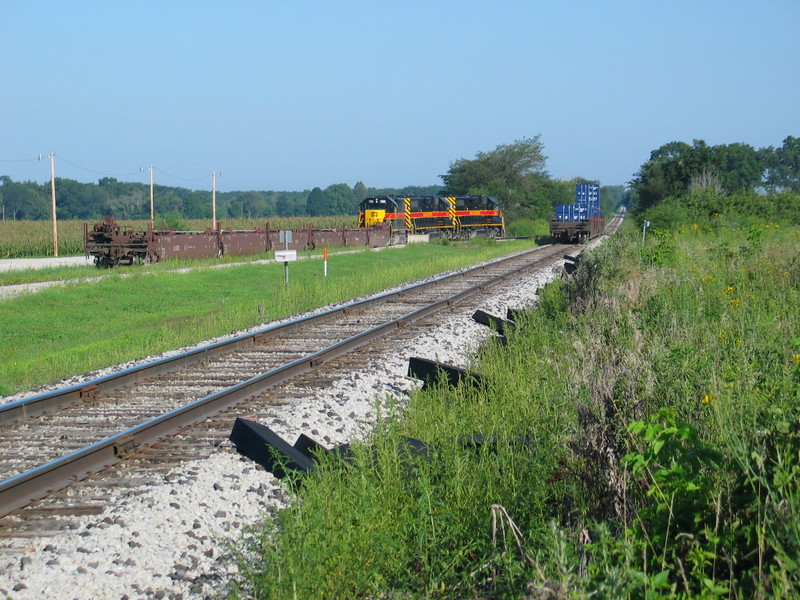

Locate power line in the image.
[52,154,143,178]
[1,153,215,184]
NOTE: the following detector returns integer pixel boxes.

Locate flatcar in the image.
[357,195,504,238]
[549,184,605,243]
[84,217,391,267]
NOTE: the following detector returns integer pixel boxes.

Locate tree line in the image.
[1,136,624,225]
[3,135,796,226]
[0,175,444,223]
[629,136,800,226]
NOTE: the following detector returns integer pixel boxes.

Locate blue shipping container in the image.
[575,183,600,207]
[553,202,603,221]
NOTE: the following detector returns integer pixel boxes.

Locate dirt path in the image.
[0,256,93,272]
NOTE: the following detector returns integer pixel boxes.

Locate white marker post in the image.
[275,249,297,286]
[277,230,297,286]
[323,247,328,277]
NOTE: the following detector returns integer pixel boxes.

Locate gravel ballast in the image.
[0,250,580,599]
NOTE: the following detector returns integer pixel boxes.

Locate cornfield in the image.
[0,216,359,258]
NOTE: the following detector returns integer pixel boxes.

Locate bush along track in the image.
[230,221,800,599]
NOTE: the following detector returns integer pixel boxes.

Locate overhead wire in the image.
[0,154,212,183]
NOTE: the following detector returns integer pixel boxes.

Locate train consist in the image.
[549,183,605,243]
[84,184,609,267]
[84,217,391,267]
[358,195,505,238]
[85,195,505,267]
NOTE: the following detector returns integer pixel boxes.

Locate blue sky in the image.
[2,1,797,193]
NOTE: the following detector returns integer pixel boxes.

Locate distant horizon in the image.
[1,171,630,195]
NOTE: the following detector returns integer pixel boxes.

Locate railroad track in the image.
[0,244,572,533]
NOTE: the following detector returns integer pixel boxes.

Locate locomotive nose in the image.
[365,210,386,227]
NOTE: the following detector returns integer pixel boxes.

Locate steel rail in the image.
[0,245,565,517]
[0,246,554,426]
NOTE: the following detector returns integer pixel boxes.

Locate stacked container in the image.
[575,183,602,219]
[549,183,606,243]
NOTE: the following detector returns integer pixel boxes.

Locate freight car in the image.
[549,183,605,243]
[357,195,505,238]
[84,217,391,267]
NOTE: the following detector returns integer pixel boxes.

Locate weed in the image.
[225,218,799,598]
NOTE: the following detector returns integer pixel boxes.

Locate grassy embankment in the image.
[230,220,799,599]
[0,239,534,396]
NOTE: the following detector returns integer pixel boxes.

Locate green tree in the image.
[236,191,268,219]
[713,142,762,192]
[764,136,800,192]
[227,199,242,219]
[306,187,327,216]
[1,180,47,220]
[55,178,102,219]
[353,181,368,204]
[184,191,210,219]
[631,139,766,215]
[600,185,628,214]
[154,193,184,216]
[276,193,294,217]
[440,136,547,194]
[106,187,146,219]
[325,183,356,215]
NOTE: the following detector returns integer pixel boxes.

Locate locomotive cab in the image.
[358,196,398,228]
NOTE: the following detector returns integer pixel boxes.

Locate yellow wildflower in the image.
[793,354,800,365]
[702,394,715,404]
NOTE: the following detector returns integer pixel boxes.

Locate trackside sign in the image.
[275,249,297,262]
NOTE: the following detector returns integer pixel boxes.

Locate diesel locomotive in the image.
[358,195,505,239]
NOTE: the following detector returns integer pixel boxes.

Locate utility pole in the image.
[148,166,154,230]
[39,153,58,256]
[141,165,154,229]
[212,171,223,231]
[50,153,58,256]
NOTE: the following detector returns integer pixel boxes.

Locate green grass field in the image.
[0,239,533,396]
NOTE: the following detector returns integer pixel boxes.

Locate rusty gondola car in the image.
[84,217,391,267]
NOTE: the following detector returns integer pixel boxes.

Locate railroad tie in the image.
[471,309,515,339]
[407,356,484,391]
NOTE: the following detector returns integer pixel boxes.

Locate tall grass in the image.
[231,219,800,598]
